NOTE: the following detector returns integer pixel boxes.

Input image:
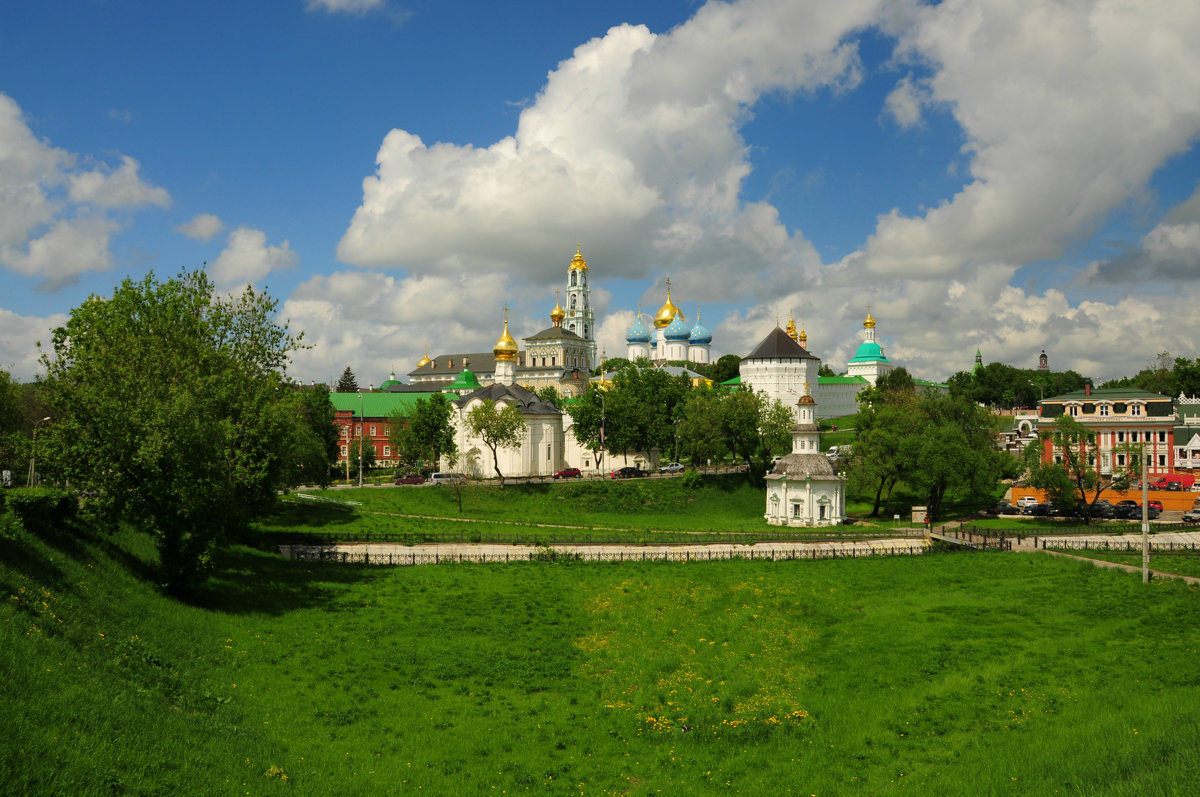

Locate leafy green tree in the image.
[297,384,339,487]
[718,390,792,484]
[902,395,1011,521]
[535,385,565,409]
[565,385,607,472]
[847,390,924,516]
[605,361,690,462]
[390,393,457,472]
[347,436,377,479]
[337,366,358,393]
[711,354,742,384]
[874,366,916,398]
[1173,356,1200,397]
[1025,415,1134,523]
[817,363,837,378]
[0,369,22,478]
[40,269,319,595]
[467,399,525,483]
[676,388,727,466]
[594,356,630,376]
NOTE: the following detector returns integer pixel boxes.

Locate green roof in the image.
[818,375,868,385]
[446,369,482,392]
[331,391,442,418]
[1042,388,1169,402]
[848,340,889,363]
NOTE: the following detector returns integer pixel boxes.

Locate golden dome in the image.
[785,312,797,341]
[493,313,518,362]
[864,306,876,329]
[569,244,588,271]
[799,325,807,342]
[417,347,431,368]
[653,277,683,329]
[550,290,565,325]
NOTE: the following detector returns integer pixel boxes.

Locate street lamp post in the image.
[358,392,365,488]
[28,416,51,487]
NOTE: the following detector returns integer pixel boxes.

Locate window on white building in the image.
[1131,404,1142,416]
[1068,405,1079,417]
[1117,431,1125,442]
[792,503,802,518]
[1158,431,1166,443]
[1099,404,1110,416]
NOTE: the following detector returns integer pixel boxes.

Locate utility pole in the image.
[1141,442,1150,583]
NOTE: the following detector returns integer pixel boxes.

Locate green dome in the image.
[849,341,889,363]
[445,368,482,394]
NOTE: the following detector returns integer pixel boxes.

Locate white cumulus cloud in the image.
[209,227,298,289]
[68,155,170,209]
[177,213,225,242]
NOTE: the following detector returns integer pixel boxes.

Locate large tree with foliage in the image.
[466,399,525,483]
[1024,415,1136,523]
[390,393,457,472]
[847,391,924,517]
[603,361,691,462]
[297,384,339,486]
[565,385,607,471]
[336,366,359,393]
[718,390,793,484]
[0,369,22,478]
[40,270,320,594]
[676,388,727,467]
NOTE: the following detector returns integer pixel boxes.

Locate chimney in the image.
[1085,383,1091,396]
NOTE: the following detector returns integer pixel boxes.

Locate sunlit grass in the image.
[5,522,1199,794]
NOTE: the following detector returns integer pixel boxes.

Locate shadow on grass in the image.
[190,543,385,616]
[255,501,359,531]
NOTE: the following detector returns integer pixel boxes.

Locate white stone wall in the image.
[741,357,821,420]
[815,381,864,420]
[764,476,845,526]
[449,399,564,479]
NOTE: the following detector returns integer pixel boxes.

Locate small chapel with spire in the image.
[764,383,845,526]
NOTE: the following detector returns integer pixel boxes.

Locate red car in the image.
[393,474,425,485]
[1147,500,1163,512]
[553,467,582,479]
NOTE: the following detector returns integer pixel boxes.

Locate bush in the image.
[3,487,78,534]
[681,469,704,490]
[0,509,23,540]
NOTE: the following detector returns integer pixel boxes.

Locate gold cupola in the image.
[493,310,518,362]
[799,324,808,344]
[864,305,876,329]
[550,290,565,326]
[569,244,588,271]
[785,312,798,341]
[653,277,682,329]
[417,347,431,368]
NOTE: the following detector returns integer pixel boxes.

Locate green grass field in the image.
[4,518,1199,795]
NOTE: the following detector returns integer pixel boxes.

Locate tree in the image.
[337,366,359,393]
[565,385,607,472]
[711,354,742,384]
[676,388,727,467]
[467,399,525,483]
[347,436,377,479]
[1025,415,1133,523]
[390,393,457,472]
[847,397,923,516]
[718,390,792,484]
[535,385,565,409]
[40,269,319,595]
[297,384,339,487]
[605,361,691,461]
[0,369,22,478]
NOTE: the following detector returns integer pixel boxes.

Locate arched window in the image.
[570,295,576,309]
[571,272,577,286]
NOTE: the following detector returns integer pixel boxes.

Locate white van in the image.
[428,472,465,485]
[1016,496,1039,508]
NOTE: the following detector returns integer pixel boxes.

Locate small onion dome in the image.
[417,347,431,368]
[550,296,565,326]
[785,314,798,341]
[493,318,519,362]
[446,367,481,393]
[863,308,876,329]
[797,393,816,406]
[654,285,682,329]
[798,325,807,343]
[569,245,588,271]
[625,314,651,343]
[664,313,691,341]
[379,370,402,390]
[689,317,712,345]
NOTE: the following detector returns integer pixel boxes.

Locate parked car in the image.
[987,502,1019,515]
[1088,500,1116,519]
[1183,508,1200,523]
[393,473,425,485]
[1024,503,1054,517]
[428,472,466,485]
[610,466,647,479]
[1147,499,1164,512]
[659,462,685,474]
[1112,500,1140,519]
[553,467,582,479]
[1016,496,1039,508]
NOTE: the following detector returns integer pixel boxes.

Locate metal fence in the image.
[282,543,928,567]
[1041,539,1200,554]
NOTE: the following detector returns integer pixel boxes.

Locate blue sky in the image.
[3,0,1199,386]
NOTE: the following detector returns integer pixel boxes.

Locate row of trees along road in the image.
[40,270,335,595]
[849,368,1019,522]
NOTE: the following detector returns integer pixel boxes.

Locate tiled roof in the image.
[742,327,820,361]
[331,391,442,417]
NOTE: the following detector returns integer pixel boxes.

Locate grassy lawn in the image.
[4,520,1199,795]
[1047,550,1200,580]
[268,476,926,542]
